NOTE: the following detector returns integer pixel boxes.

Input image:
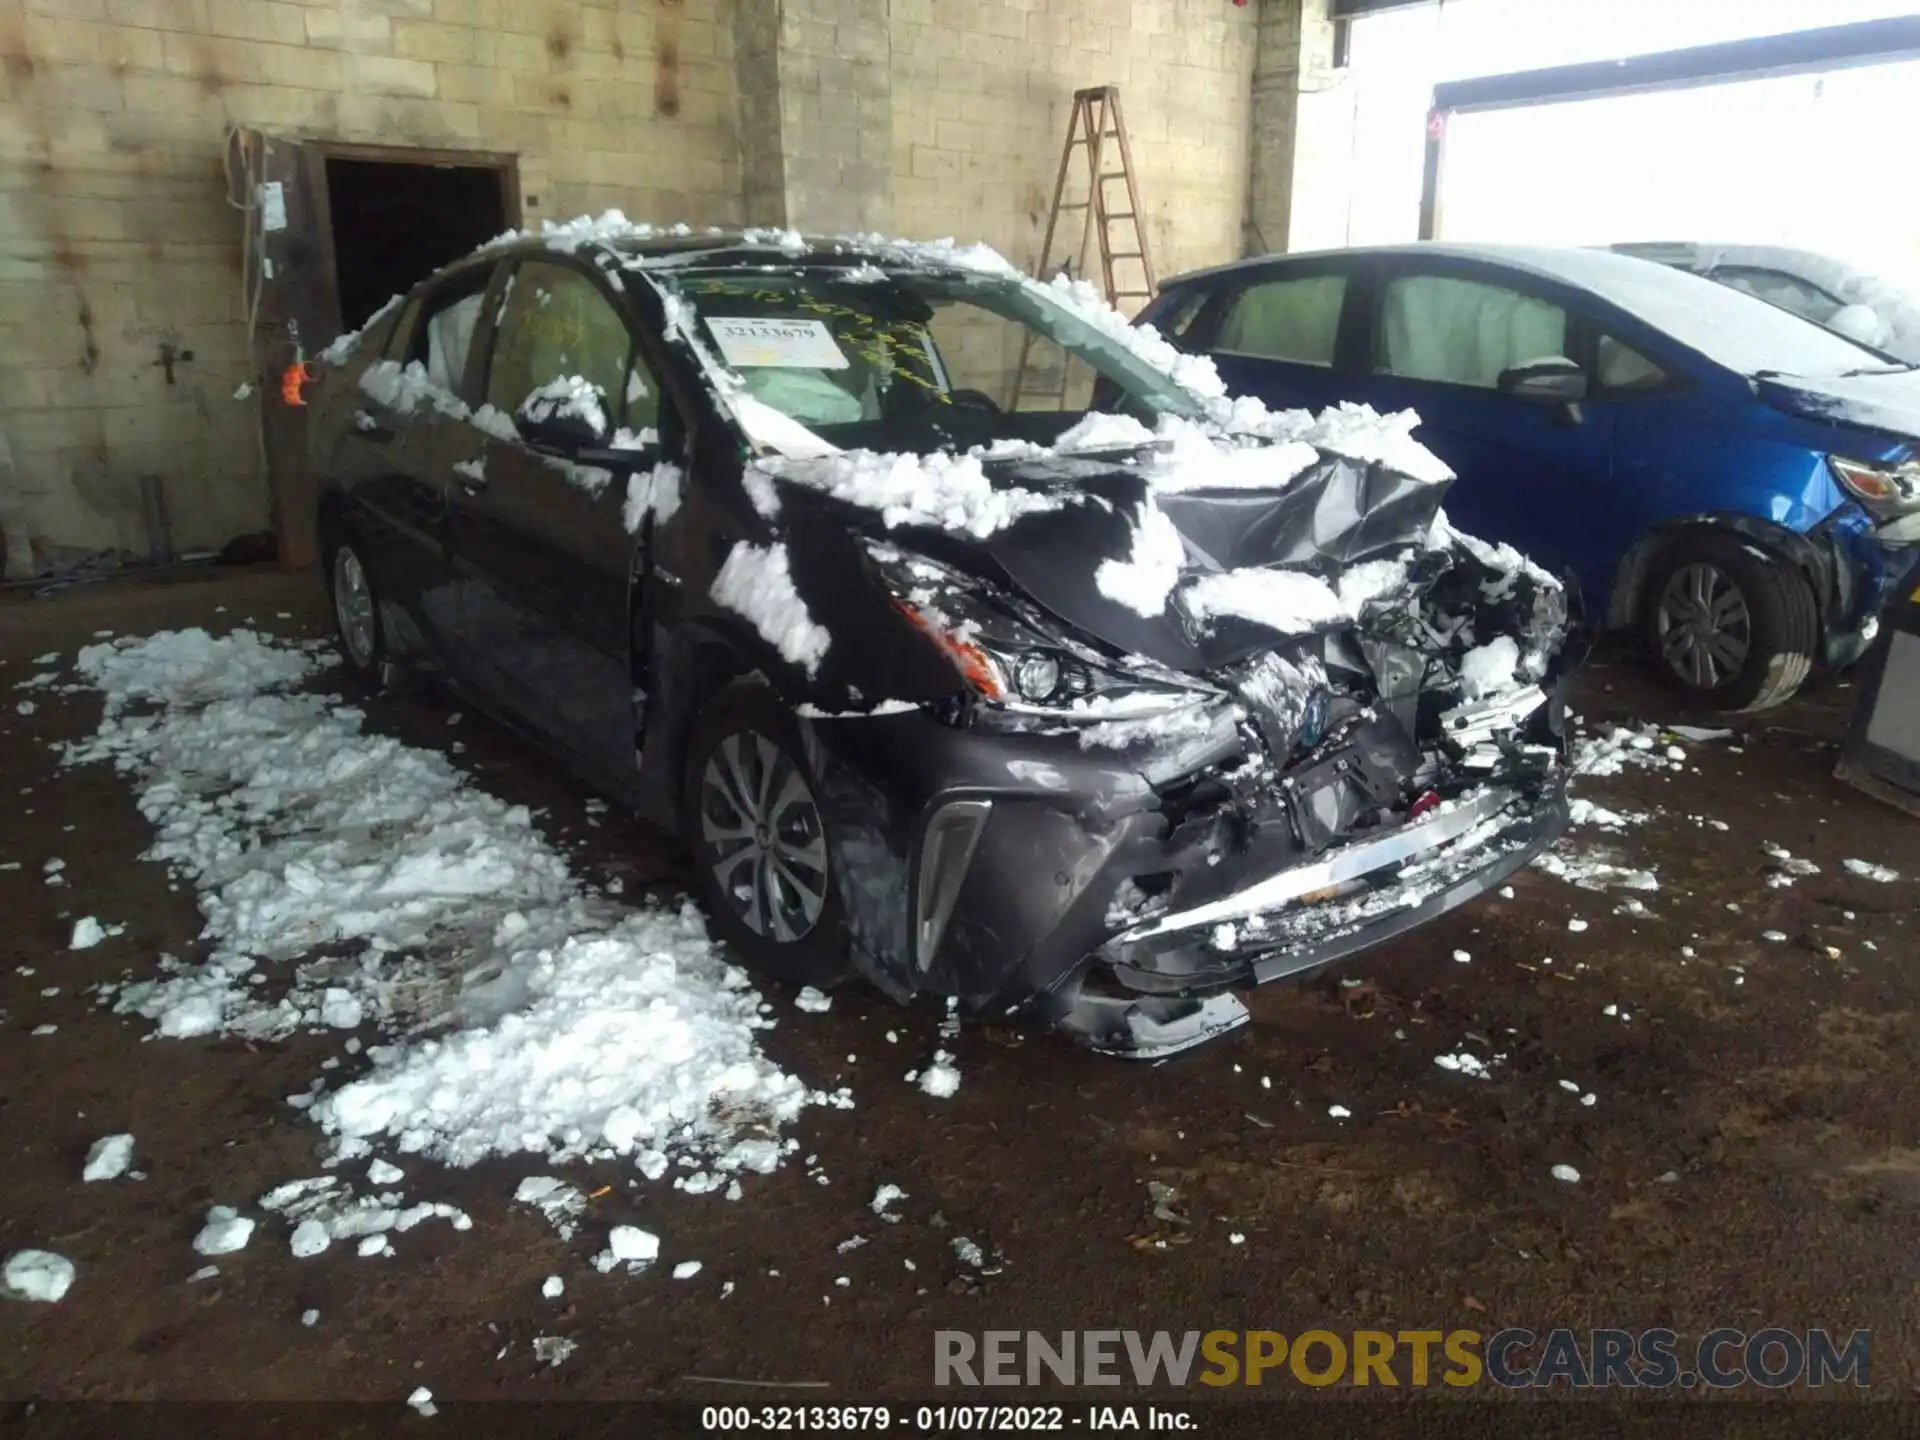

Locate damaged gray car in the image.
[308,221,1579,1057]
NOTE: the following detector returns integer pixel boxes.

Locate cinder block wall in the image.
[1,0,1272,569]
[890,0,1256,296]
[0,0,742,567]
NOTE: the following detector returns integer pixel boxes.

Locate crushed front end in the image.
[1050,534,1577,1056]
[802,495,1579,1059]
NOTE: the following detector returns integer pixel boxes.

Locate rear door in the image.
[451,255,668,779]
[347,264,496,666]
[1354,262,1615,581]
[1184,263,1362,414]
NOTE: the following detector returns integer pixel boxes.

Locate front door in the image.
[449,257,666,779]
[1356,269,1615,583]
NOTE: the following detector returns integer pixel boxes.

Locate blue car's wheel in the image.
[1643,534,1817,712]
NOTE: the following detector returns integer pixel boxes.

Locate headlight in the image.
[863,541,1210,715]
[1830,454,1920,516]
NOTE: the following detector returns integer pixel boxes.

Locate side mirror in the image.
[1497,357,1588,404]
[516,379,610,452]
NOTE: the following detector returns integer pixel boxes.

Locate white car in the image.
[1611,242,1920,365]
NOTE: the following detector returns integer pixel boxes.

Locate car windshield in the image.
[651,265,1206,457]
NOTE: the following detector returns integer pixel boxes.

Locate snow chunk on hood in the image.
[1095,500,1187,617]
[710,541,832,677]
[1181,567,1348,636]
[755,449,1066,539]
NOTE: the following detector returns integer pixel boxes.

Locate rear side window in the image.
[1217,275,1348,366]
[1376,274,1568,388]
[401,273,491,398]
[484,260,633,424]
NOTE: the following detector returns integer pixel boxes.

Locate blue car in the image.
[1140,244,1920,711]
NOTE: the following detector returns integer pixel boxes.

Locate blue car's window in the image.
[1377,274,1568,389]
[1217,275,1347,366]
[1596,334,1668,394]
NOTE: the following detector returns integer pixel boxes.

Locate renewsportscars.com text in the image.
[933,1328,1871,1389]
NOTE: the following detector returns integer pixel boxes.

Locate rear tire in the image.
[1641,532,1818,712]
[321,524,386,677]
[681,679,852,989]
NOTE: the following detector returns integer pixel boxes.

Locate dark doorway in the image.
[325,158,510,330]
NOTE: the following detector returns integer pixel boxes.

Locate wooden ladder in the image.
[1009,85,1158,411]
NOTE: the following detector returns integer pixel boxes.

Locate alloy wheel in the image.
[699,731,829,943]
[1654,561,1751,690]
[332,545,377,668]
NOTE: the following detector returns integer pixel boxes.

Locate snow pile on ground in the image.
[3,1250,75,1303]
[594,1224,661,1274]
[193,1207,254,1256]
[82,1133,134,1182]
[61,629,825,1180]
[1843,858,1901,883]
[261,1175,471,1258]
[1533,846,1659,893]
[1572,724,1690,778]
[711,542,832,678]
[916,1051,961,1099]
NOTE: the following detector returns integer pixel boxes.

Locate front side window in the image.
[647,266,1206,457]
[1217,274,1348,366]
[485,260,633,429]
[1376,274,1569,389]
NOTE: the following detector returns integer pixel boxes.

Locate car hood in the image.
[773,447,1452,673]
[1755,369,1920,448]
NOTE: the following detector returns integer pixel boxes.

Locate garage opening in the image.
[324,157,512,331]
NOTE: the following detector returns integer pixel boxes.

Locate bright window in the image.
[1377,274,1568,388]
[1218,275,1349,366]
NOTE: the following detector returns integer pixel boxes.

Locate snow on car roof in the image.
[1181,242,1883,379]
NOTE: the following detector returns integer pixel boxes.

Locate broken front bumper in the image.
[805,692,1570,1053]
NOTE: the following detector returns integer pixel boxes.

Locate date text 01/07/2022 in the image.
[699,1404,1196,1432]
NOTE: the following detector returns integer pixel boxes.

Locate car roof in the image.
[476,223,1003,273]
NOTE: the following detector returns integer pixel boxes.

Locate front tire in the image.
[681,680,851,988]
[322,526,386,676]
[1642,533,1818,712]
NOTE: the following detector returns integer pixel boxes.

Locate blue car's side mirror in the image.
[1498,358,1589,404]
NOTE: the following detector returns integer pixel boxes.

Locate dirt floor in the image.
[2,565,1917,1415]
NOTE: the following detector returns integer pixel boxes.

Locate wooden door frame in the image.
[306,142,523,339]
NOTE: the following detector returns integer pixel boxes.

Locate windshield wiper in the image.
[1841,363,1919,377]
